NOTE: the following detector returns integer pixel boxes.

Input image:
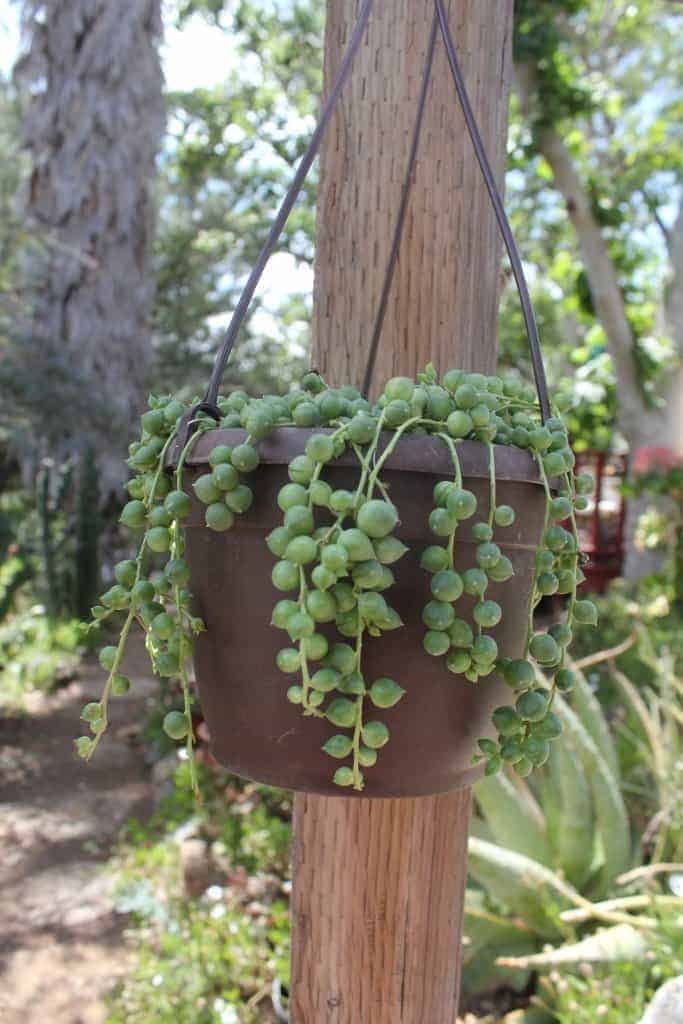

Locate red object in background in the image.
[574,450,629,594]
[631,445,679,476]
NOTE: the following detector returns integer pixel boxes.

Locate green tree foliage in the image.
[154,1,681,459]
[508,0,682,452]
[2,2,680,509]
[153,1,323,396]
[513,0,594,124]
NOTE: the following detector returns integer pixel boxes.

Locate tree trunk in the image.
[291,2,514,1021]
[14,0,164,492]
[622,202,683,579]
[514,64,644,444]
[515,64,683,580]
[661,204,683,459]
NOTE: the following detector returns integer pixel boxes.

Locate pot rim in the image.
[173,427,543,486]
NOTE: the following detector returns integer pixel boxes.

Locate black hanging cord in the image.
[361,11,439,398]
[203,0,376,410]
[433,0,551,421]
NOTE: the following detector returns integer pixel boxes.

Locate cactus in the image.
[464,635,683,999]
[34,455,99,621]
[0,553,32,623]
[36,459,62,618]
[462,891,538,998]
[552,691,632,891]
[474,771,552,867]
[74,444,101,619]
[496,923,648,970]
[468,838,581,938]
[1,448,102,629]
[553,738,594,889]
[471,669,631,896]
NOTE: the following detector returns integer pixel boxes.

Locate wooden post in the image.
[310,0,513,392]
[291,2,514,1021]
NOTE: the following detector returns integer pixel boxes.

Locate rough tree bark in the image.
[14,0,164,491]
[515,64,683,579]
[291,2,514,1021]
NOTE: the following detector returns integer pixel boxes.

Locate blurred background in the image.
[0,2,681,1023]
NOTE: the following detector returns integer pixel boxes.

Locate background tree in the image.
[0,71,28,475]
[510,0,682,575]
[154,4,681,435]
[4,0,680,566]
[153,0,322,397]
[4,0,165,493]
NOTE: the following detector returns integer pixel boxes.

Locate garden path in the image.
[0,642,155,1024]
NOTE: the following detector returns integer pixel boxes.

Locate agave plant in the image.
[463,627,683,998]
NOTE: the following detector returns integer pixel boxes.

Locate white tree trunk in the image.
[622,204,683,579]
[515,64,682,580]
[15,0,164,492]
[662,205,683,458]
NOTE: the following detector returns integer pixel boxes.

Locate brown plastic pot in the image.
[179,428,545,799]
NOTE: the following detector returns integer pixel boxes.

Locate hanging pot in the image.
[170,0,556,798]
[181,428,545,798]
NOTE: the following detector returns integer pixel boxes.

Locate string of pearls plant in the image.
[77,365,597,792]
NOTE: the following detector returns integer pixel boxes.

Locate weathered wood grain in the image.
[291,791,472,1023]
[311,0,513,396]
[293,2,514,1020]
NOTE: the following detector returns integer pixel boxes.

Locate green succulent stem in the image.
[350,441,392,504]
[351,620,366,791]
[437,433,463,489]
[367,414,419,494]
[86,589,137,759]
[361,411,388,501]
[486,442,497,529]
[170,423,209,794]
[525,452,554,658]
[297,566,320,718]
[437,433,464,571]
[87,427,182,760]
[562,470,581,625]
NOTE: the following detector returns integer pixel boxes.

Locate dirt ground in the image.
[0,646,516,1024]
[0,646,156,1024]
